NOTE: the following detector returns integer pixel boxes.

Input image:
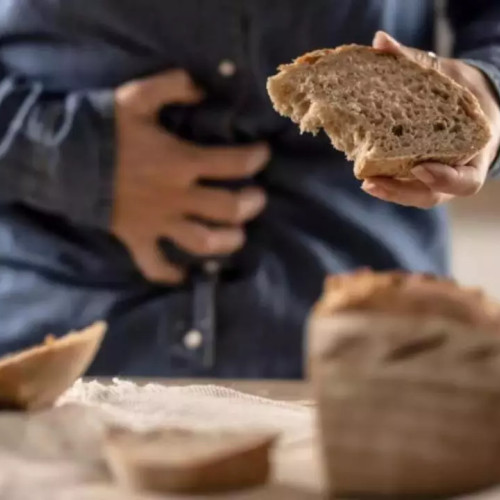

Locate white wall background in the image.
[450,185,500,299]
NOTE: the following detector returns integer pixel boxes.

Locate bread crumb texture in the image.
[267,45,491,179]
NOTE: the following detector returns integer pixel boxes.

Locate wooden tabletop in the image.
[0,377,319,499]
[4,378,498,499]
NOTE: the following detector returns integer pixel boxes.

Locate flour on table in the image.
[58,378,314,446]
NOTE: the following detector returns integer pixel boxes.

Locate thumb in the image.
[116,69,204,118]
[373,31,439,70]
[372,31,403,54]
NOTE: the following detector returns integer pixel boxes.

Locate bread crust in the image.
[103,427,276,494]
[313,269,500,332]
[0,321,106,410]
[308,272,500,497]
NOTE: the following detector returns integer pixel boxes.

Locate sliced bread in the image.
[267,45,491,179]
[103,427,276,494]
[0,321,106,411]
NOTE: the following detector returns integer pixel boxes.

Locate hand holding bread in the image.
[363,31,500,208]
[267,31,500,209]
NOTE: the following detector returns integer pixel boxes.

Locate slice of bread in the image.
[103,427,276,494]
[0,321,106,411]
[267,45,491,179]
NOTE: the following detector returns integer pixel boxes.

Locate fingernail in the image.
[362,181,385,195]
[362,179,382,189]
[243,188,267,211]
[249,146,270,170]
[256,144,271,163]
[412,166,435,184]
[373,31,400,48]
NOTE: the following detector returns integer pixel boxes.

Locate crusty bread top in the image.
[313,269,500,332]
[267,44,491,179]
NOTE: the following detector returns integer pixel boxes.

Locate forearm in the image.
[0,73,116,228]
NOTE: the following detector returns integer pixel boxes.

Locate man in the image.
[0,1,498,377]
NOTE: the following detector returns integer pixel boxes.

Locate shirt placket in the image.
[167,0,247,373]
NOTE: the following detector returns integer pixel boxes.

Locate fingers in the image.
[362,162,487,207]
[181,186,267,225]
[361,177,451,208]
[370,31,491,205]
[372,31,402,54]
[372,31,440,70]
[411,163,484,196]
[116,69,204,118]
[196,143,270,180]
[162,219,245,257]
[130,243,185,284]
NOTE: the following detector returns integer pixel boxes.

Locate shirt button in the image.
[218,59,237,77]
[183,329,203,350]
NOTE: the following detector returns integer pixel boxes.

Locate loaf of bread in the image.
[103,427,276,494]
[308,270,500,498]
[267,45,491,179]
[314,269,500,330]
[0,321,106,411]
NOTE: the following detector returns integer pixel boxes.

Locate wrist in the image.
[462,59,500,176]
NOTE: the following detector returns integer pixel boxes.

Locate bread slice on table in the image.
[267,45,491,179]
[308,270,500,498]
[103,427,276,494]
[0,321,106,411]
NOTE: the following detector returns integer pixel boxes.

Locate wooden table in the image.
[121,380,500,500]
[0,378,319,499]
[2,379,499,499]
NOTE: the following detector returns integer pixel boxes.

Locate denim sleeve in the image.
[0,72,116,229]
[446,1,500,177]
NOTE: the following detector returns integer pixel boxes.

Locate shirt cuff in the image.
[463,59,500,178]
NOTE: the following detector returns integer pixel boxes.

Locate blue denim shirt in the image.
[0,1,499,377]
